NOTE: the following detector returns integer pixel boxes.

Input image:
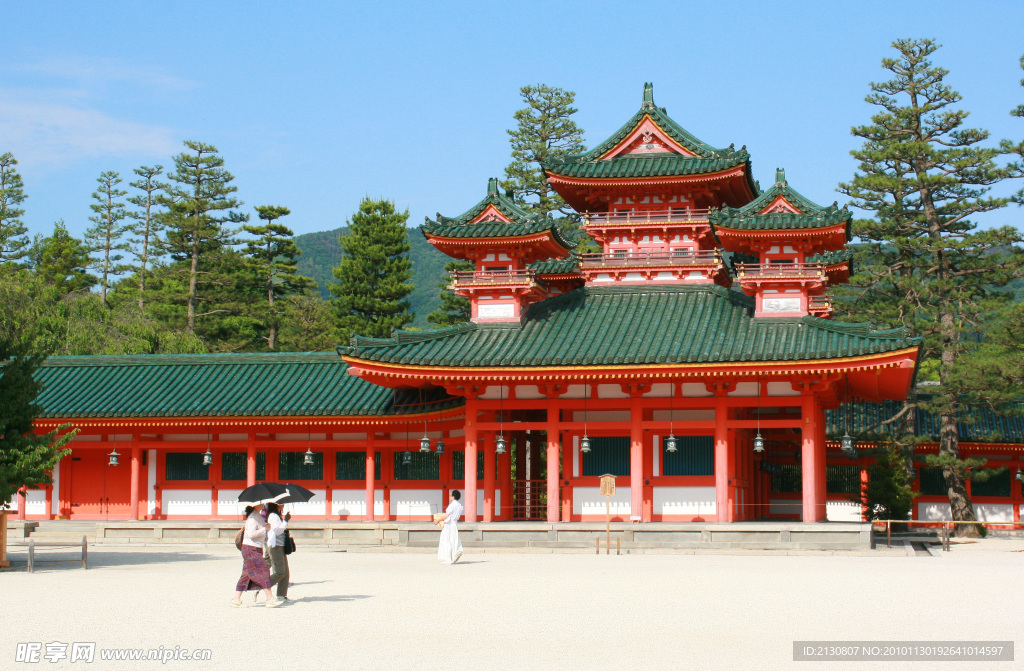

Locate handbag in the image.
[283,529,296,555]
[234,528,244,551]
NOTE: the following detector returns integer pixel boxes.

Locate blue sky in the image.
[3,1,1023,242]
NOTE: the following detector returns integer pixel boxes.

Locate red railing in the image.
[579,250,722,269]
[450,269,537,287]
[735,263,825,280]
[584,208,712,225]
[512,480,549,521]
[808,296,833,313]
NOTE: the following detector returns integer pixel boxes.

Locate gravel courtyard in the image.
[3,539,1022,670]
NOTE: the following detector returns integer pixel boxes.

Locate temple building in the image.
[15,84,1019,528]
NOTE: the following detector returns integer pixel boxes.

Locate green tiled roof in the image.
[826,398,1024,444]
[33,352,460,418]
[543,83,754,184]
[341,285,917,367]
[709,169,852,234]
[528,255,580,275]
[422,178,575,250]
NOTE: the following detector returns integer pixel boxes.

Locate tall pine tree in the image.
[330,197,414,339]
[243,205,314,349]
[0,152,30,267]
[837,39,1024,536]
[84,171,132,305]
[34,220,96,295]
[158,141,247,332]
[127,165,166,310]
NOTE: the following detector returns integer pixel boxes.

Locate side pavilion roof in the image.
[710,169,852,235]
[341,285,919,392]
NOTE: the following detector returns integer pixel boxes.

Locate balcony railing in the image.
[450,269,537,287]
[584,208,711,226]
[808,296,833,313]
[735,263,825,280]
[579,250,722,269]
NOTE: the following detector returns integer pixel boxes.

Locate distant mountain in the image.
[294,225,451,328]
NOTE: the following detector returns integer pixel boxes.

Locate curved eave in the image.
[545,164,750,188]
[711,223,849,251]
[425,231,574,258]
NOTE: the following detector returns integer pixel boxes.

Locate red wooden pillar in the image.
[860,466,870,522]
[546,404,560,523]
[129,434,141,521]
[801,394,827,522]
[16,486,27,520]
[365,435,376,522]
[714,398,731,522]
[483,427,496,522]
[465,398,478,523]
[630,399,645,521]
[246,432,256,487]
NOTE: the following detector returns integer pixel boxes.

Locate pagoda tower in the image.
[708,169,853,318]
[422,178,578,322]
[543,82,757,287]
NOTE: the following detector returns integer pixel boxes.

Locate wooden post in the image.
[28,539,34,573]
[0,510,8,569]
[600,474,615,556]
[82,535,88,569]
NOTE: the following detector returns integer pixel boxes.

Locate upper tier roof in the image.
[710,168,852,235]
[422,178,575,250]
[543,83,755,187]
[32,352,458,419]
[340,285,918,368]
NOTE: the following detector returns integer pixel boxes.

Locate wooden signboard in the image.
[599,474,615,554]
[0,510,9,569]
[599,474,616,496]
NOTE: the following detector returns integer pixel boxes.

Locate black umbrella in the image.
[277,483,316,504]
[237,482,289,504]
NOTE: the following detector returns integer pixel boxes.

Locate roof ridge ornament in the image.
[775,168,786,185]
[487,177,498,197]
[642,82,655,110]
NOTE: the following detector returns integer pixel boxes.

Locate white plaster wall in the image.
[164,434,210,442]
[573,486,631,515]
[651,409,715,421]
[480,385,510,400]
[332,433,367,441]
[25,489,47,516]
[767,382,800,397]
[975,503,1014,522]
[653,486,716,516]
[572,410,630,423]
[643,383,672,398]
[277,433,327,441]
[682,383,713,397]
[284,489,328,517]
[597,384,629,399]
[475,490,501,516]
[51,460,60,515]
[917,502,952,521]
[515,385,545,400]
[147,449,157,515]
[390,489,443,516]
[826,500,862,522]
[769,498,802,517]
[572,436,579,477]
[652,435,659,477]
[728,382,760,397]
[331,490,385,517]
[163,489,212,516]
[217,489,246,518]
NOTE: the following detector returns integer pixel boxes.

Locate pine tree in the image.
[837,39,1024,536]
[0,152,30,267]
[426,260,473,327]
[34,220,96,295]
[243,205,315,350]
[158,141,247,332]
[329,197,414,338]
[84,171,132,305]
[280,291,338,351]
[501,84,594,250]
[127,165,166,310]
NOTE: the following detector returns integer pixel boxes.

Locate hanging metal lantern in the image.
[495,435,506,455]
[435,438,445,455]
[665,435,677,453]
[753,433,764,453]
[303,447,315,466]
[580,435,591,454]
[419,435,431,453]
[108,449,120,466]
[1016,466,1023,482]
[402,450,412,466]
[841,433,856,459]
[202,447,213,467]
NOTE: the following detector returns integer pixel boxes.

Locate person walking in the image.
[264,502,290,603]
[231,505,280,608]
[436,489,464,564]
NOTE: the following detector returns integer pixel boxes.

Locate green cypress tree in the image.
[837,39,1024,536]
[84,171,132,305]
[243,205,315,350]
[329,197,414,338]
[127,165,166,310]
[0,152,30,267]
[158,141,247,332]
[35,220,96,295]
[426,260,473,327]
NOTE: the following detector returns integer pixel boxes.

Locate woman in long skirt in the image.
[231,505,280,607]
[437,489,464,564]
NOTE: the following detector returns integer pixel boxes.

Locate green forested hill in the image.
[294,225,450,327]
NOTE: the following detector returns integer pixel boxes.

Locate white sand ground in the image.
[2,538,1022,671]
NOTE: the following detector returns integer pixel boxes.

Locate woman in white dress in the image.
[437,489,464,564]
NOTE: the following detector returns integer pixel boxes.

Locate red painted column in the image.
[246,432,256,487]
[801,394,827,522]
[860,467,870,522]
[129,435,141,521]
[714,398,732,522]
[630,399,644,521]
[16,486,27,520]
[365,435,376,522]
[464,398,478,523]
[546,404,560,523]
[483,428,496,522]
